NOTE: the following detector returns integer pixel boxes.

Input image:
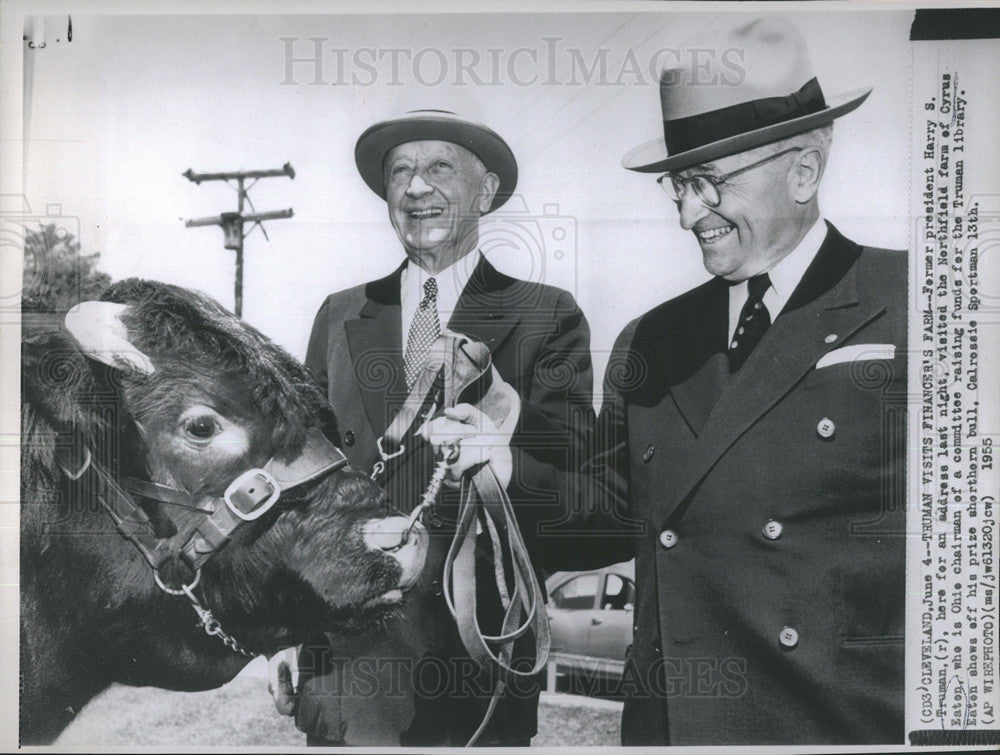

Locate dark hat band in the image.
[663,77,827,159]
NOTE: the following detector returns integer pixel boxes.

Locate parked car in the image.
[545,561,634,688]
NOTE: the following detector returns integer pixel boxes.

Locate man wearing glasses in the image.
[270,100,594,747]
[428,16,907,746]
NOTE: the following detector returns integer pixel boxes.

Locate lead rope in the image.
[392,460,520,747]
[371,334,550,746]
[444,466,550,746]
[465,497,512,747]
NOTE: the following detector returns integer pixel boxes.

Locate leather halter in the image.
[65,427,348,587]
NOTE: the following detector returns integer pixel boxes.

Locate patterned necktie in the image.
[728,272,771,372]
[404,277,441,388]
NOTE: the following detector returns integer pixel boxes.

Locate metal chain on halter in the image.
[182,583,257,657]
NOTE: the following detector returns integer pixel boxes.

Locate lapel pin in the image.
[824,334,837,343]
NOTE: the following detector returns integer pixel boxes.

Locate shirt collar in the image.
[400,250,480,320]
[764,217,827,307]
[726,218,827,340]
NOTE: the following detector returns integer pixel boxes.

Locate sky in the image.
[20,7,914,376]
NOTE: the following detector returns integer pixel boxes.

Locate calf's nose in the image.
[362,516,428,590]
[363,516,415,551]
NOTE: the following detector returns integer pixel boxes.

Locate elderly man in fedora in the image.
[430,15,907,746]
[269,103,594,746]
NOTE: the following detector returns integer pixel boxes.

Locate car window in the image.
[601,574,635,610]
[551,574,600,610]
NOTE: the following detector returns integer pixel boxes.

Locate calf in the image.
[20,279,427,744]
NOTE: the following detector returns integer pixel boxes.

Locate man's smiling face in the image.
[674,147,801,282]
[384,140,497,272]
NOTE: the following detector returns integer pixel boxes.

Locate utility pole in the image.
[182,163,295,317]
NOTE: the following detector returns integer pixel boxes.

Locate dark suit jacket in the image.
[296,254,594,745]
[551,223,908,745]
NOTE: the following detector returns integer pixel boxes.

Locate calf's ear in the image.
[64,301,155,375]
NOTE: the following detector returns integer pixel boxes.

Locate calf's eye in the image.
[184,416,220,440]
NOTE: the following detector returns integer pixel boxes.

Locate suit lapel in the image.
[661,223,886,520]
[445,255,519,355]
[342,255,517,438]
[344,264,409,438]
[663,277,730,436]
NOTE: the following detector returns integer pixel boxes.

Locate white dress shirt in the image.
[727,218,827,342]
[399,251,519,487]
[400,251,480,339]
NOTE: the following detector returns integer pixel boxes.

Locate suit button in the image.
[762,520,783,540]
[779,626,799,649]
[343,430,356,447]
[658,529,678,549]
[643,443,655,463]
[816,417,835,439]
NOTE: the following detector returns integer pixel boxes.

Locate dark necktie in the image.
[404,277,441,388]
[728,273,771,372]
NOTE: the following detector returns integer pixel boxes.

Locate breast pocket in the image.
[804,355,906,392]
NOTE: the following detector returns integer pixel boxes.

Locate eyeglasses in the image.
[385,159,458,189]
[657,147,803,208]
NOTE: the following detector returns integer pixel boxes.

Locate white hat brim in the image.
[622,88,872,173]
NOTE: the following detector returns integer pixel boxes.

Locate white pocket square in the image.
[816,343,896,369]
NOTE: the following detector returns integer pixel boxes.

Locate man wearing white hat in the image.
[271,104,594,746]
[431,15,907,746]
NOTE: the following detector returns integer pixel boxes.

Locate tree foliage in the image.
[21,224,111,313]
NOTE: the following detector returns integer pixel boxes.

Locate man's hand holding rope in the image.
[419,367,520,487]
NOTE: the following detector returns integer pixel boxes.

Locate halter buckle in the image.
[223,469,281,521]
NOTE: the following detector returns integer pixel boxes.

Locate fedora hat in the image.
[623,16,872,173]
[355,99,517,213]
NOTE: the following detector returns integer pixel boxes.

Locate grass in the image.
[56,659,621,747]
